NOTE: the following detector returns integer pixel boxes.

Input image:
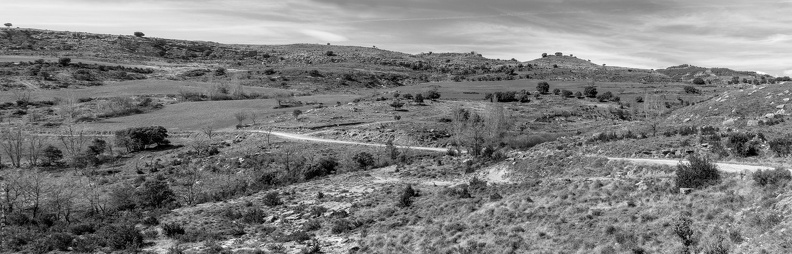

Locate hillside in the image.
[656,64,776,84]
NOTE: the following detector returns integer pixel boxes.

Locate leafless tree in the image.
[26,130,45,167]
[201,126,215,140]
[484,104,511,146]
[234,111,248,126]
[0,170,24,223]
[1,126,25,167]
[248,111,258,125]
[47,178,78,222]
[20,171,52,219]
[58,124,88,158]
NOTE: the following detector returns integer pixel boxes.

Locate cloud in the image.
[300,30,348,42]
[3,0,792,75]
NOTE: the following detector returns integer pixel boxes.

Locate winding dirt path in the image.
[245,129,448,152]
[606,157,775,173]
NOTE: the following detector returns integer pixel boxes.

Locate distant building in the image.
[555,52,563,56]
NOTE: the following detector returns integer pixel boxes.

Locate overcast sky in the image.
[4,0,792,75]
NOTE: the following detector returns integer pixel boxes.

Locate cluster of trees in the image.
[484,91,531,103]
[450,105,510,157]
[114,126,170,153]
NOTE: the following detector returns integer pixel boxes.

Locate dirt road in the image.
[606,157,775,173]
[246,129,448,153]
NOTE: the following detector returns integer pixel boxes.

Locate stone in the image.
[722,118,736,126]
[765,113,776,119]
[747,120,759,126]
[777,104,786,109]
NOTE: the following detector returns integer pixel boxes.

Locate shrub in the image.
[162,222,186,238]
[42,145,63,166]
[692,77,706,85]
[304,219,322,231]
[673,216,695,249]
[684,86,700,94]
[134,31,145,37]
[398,184,418,207]
[303,157,338,180]
[423,89,441,100]
[536,81,550,94]
[352,152,375,170]
[552,88,560,95]
[331,219,358,234]
[263,192,282,207]
[114,126,170,152]
[58,57,71,66]
[584,86,598,98]
[752,168,791,187]
[725,132,760,157]
[99,224,144,250]
[676,154,720,189]
[70,223,97,235]
[136,175,176,209]
[769,136,792,157]
[561,90,573,98]
[574,91,582,98]
[46,232,75,251]
[596,91,614,102]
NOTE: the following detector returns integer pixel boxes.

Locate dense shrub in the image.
[114,126,170,152]
[552,88,560,95]
[136,175,176,209]
[584,86,598,98]
[692,77,706,85]
[676,154,720,189]
[352,152,375,170]
[263,192,282,207]
[303,157,338,180]
[684,86,700,94]
[752,168,792,187]
[596,91,614,102]
[561,90,573,98]
[99,224,144,250]
[423,89,441,100]
[398,184,418,207]
[162,222,186,238]
[769,136,792,157]
[331,219,359,234]
[42,145,63,166]
[725,132,761,157]
[536,81,550,94]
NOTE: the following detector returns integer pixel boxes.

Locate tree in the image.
[133,31,145,37]
[413,94,424,104]
[561,90,573,98]
[584,86,598,98]
[676,154,720,189]
[0,127,24,168]
[58,57,71,66]
[293,109,303,120]
[541,53,548,58]
[114,126,170,153]
[352,152,375,170]
[692,77,706,85]
[597,91,614,102]
[423,89,441,100]
[42,145,63,166]
[215,67,226,76]
[536,81,550,94]
[552,88,560,95]
[684,86,700,94]
[574,91,582,98]
[389,100,404,110]
[234,111,248,126]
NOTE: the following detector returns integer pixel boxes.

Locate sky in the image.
[4,0,792,76]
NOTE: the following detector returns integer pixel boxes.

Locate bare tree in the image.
[1,126,24,168]
[20,171,52,219]
[26,130,45,167]
[0,170,24,223]
[201,126,215,139]
[484,104,511,146]
[58,124,88,159]
[48,178,78,222]
[234,111,248,126]
[247,111,258,125]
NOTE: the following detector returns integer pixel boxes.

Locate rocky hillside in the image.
[655,64,773,84]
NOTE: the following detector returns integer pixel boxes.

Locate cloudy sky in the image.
[4,0,792,75]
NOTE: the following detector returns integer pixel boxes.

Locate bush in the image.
[303,219,322,231]
[303,157,338,180]
[574,91,582,98]
[676,154,720,189]
[136,175,176,209]
[330,219,359,234]
[70,223,97,235]
[162,222,186,238]
[423,89,441,100]
[536,81,550,94]
[692,77,706,85]
[561,90,573,98]
[584,86,598,98]
[684,86,700,94]
[596,91,614,102]
[552,88,560,95]
[46,232,75,251]
[114,126,170,152]
[42,145,63,166]
[263,192,282,207]
[134,31,145,37]
[398,184,418,207]
[352,152,375,170]
[769,136,792,157]
[725,133,760,157]
[99,224,144,250]
[752,168,791,187]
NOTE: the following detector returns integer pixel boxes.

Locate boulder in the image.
[747,120,759,126]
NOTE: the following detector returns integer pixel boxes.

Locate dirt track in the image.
[246,129,448,152]
[606,157,775,173]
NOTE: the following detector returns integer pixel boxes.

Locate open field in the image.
[81,94,360,131]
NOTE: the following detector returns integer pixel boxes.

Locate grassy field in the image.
[389,79,723,103]
[0,80,298,103]
[81,94,360,131]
